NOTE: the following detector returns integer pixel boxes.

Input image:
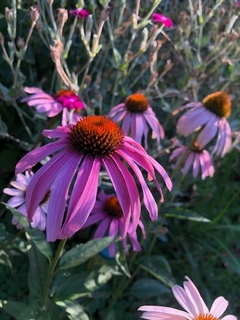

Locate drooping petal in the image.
[46,151,80,241]
[59,155,101,238]
[138,305,190,320]
[103,156,132,238]
[15,140,67,174]
[26,150,70,221]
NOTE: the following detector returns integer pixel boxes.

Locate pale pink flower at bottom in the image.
[83,190,146,257]
[169,142,215,180]
[138,276,237,320]
[3,171,48,230]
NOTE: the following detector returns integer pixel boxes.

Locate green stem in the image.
[40,239,67,308]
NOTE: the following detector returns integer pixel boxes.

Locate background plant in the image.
[0,0,240,319]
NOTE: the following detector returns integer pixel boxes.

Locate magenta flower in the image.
[138,276,237,320]
[169,142,214,180]
[83,190,146,257]
[176,91,232,157]
[69,8,90,19]
[22,87,84,126]
[152,13,173,28]
[3,171,47,230]
[15,116,172,242]
[108,93,164,149]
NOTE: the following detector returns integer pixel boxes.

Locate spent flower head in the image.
[15,115,172,242]
[108,93,164,150]
[138,276,237,320]
[22,87,84,126]
[176,91,232,157]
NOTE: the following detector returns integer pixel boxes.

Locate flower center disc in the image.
[190,142,202,153]
[104,196,123,218]
[69,115,124,156]
[125,93,149,113]
[202,91,231,118]
[194,314,219,320]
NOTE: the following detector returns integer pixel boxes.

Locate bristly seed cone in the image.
[202,91,231,118]
[190,142,202,153]
[125,93,149,113]
[104,196,123,218]
[194,313,219,320]
[69,115,124,156]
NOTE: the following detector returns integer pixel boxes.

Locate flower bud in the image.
[30,6,40,23]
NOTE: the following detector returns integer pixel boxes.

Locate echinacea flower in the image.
[108,93,164,149]
[138,276,237,320]
[15,116,172,242]
[69,8,90,19]
[3,171,48,230]
[83,190,146,256]
[22,87,84,126]
[169,142,214,180]
[176,91,232,157]
[152,13,173,28]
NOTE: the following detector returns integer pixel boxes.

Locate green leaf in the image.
[137,256,176,287]
[164,207,210,222]
[3,203,52,260]
[56,300,89,320]
[0,300,37,320]
[0,115,7,133]
[0,250,12,269]
[53,265,115,300]
[28,240,49,298]
[130,278,171,299]
[58,237,114,270]
[52,271,90,300]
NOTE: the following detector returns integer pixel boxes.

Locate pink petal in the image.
[59,155,101,238]
[210,296,228,318]
[15,140,67,174]
[46,152,80,241]
[138,306,190,319]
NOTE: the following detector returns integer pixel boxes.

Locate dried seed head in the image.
[30,6,40,23]
[5,7,13,23]
[57,8,68,25]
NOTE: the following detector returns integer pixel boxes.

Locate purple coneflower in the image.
[169,142,214,180]
[3,171,48,230]
[22,87,84,126]
[138,276,237,320]
[176,91,232,157]
[152,13,173,28]
[15,116,172,242]
[83,190,146,257]
[69,8,90,19]
[108,93,164,149]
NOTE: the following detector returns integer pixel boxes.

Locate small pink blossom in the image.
[69,8,90,19]
[3,171,48,230]
[152,13,173,28]
[138,276,237,320]
[22,87,84,126]
[83,190,146,257]
[169,142,215,180]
